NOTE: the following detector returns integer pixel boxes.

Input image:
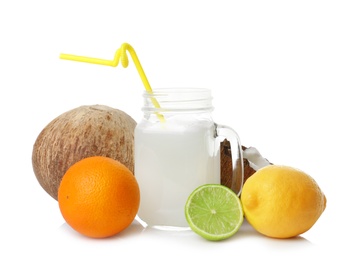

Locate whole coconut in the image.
[32,105,136,200]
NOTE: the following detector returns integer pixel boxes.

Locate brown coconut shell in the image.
[220,139,257,191]
[32,105,136,201]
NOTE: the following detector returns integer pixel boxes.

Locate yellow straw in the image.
[60,43,164,121]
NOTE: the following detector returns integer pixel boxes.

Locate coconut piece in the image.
[220,139,271,189]
[242,146,271,171]
[32,105,136,201]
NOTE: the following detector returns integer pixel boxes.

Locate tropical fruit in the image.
[185,184,244,241]
[241,165,326,238]
[32,105,136,200]
[58,156,140,238]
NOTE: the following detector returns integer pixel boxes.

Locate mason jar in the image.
[134,88,243,230]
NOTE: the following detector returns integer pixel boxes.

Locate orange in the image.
[240,165,326,239]
[58,156,140,238]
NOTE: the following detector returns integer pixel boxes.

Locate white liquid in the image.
[134,117,220,228]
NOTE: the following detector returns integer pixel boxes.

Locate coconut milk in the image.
[135,116,220,228]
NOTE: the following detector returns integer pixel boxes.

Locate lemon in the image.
[241,165,326,238]
[185,184,243,241]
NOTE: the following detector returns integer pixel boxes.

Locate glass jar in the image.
[134,88,243,230]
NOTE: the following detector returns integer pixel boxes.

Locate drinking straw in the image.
[60,43,164,121]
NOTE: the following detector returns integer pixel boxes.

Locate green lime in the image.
[185,184,244,241]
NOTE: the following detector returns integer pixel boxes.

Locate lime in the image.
[185,184,244,241]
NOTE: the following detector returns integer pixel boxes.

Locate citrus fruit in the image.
[185,184,244,241]
[58,156,140,238]
[241,165,326,239]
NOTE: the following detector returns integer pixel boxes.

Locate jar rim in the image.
[142,88,213,113]
[143,87,211,96]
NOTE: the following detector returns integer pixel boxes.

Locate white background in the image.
[1,0,346,259]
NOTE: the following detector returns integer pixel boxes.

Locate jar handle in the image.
[215,124,244,196]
